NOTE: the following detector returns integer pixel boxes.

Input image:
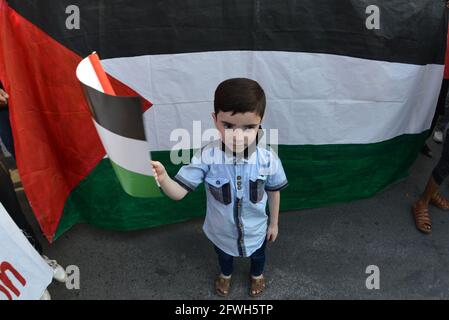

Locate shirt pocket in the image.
[205,176,232,205]
[249,175,267,204]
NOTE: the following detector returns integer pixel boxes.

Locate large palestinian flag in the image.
[0,0,447,242]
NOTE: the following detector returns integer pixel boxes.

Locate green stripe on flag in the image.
[109,159,161,198]
[54,131,427,240]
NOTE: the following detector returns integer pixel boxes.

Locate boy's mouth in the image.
[233,142,246,150]
[222,141,246,152]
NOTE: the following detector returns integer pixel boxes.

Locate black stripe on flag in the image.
[81,84,146,141]
[8,0,447,65]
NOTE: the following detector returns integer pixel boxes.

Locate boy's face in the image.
[212,111,262,153]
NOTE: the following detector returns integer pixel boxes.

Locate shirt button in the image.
[237,186,241,190]
[237,176,241,180]
[239,223,243,228]
[216,180,220,185]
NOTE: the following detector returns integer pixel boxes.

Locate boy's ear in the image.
[211,112,217,123]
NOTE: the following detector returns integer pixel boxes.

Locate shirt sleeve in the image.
[173,149,209,192]
[264,151,288,192]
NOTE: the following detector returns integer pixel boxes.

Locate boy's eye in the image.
[222,123,257,131]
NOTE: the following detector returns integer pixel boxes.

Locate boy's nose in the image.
[233,128,244,135]
[233,129,245,141]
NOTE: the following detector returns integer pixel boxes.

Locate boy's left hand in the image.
[267,223,278,242]
[0,89,8,106]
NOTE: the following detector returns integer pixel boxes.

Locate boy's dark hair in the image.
[214,78,266,118]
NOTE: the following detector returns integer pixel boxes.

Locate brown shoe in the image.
[412,203,431,234]
[430,191,449,210]
[249,275,266,297]
[215,274,231,297]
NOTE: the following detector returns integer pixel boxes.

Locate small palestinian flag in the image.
[76,53,161,198]
[0,0,447,241]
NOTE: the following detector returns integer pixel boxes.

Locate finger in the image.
[154,161,163,170]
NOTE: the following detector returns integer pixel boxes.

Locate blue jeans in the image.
[0,108,15,159]
[213,238,267,277]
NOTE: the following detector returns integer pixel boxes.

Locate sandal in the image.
[412,203,432,234]
[430,191,449,210]
[249,275,266,297]
[215,275,231,297]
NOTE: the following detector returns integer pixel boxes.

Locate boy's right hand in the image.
[151,160,168,184]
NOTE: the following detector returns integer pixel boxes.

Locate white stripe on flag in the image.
[93,120,153,176]
[76,55,103,92]
[102,51,443,150]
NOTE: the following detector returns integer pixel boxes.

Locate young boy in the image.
[151,78,288,297]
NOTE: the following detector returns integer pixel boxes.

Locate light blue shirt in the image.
[174,139,288,257]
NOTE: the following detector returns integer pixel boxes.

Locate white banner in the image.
[0,203,53,300]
